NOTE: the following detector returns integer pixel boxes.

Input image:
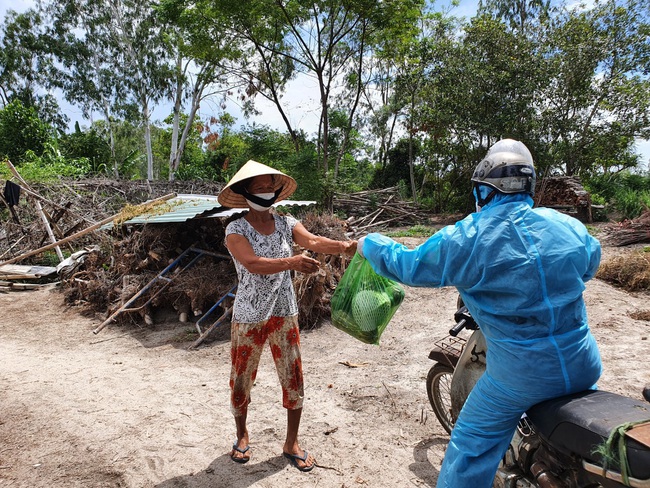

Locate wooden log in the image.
[0,274,46,280]
[0,193,177,266]
[0,280,56,290]
[354,214,407,233]
[366,208,385,227]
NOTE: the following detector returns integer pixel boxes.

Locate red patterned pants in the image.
[230,315,304,417]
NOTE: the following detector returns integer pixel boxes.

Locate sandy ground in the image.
[1,239,650,488]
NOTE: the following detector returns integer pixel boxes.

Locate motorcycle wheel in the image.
[426,363,455,435]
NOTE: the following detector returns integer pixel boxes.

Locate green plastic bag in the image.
[331,252,405,345]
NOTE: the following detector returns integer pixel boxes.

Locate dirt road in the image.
[1,243,649,487]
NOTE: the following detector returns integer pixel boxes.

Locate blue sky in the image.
[1,0,649,166]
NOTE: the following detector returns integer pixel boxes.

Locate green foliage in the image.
[93,119,147,179]
[283,147,323,202]
[335,154,374,194]
[0,99,52,164]
[585,171,650,220]
[370,138,420,195]
[58,123,111,175]
[0,153,91,182]
[614,189,650,220]
[386,225,438,238]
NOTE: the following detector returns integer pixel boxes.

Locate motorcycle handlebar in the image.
[449,319,467,337]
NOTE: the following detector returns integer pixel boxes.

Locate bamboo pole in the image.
[0,193,176,266]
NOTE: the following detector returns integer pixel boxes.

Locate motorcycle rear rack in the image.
[429,335,467,367]
[435,334,467,356]
[583,460,650,487]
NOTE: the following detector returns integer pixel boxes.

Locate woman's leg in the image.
[230,320,266,461]
[268,315,315,470]
[232,408,249,461]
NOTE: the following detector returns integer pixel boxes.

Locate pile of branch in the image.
[58,210,349,332]
[334,187,426,236]
[60,218,237,323]
[1,176,224,264]
[295,212,350,329]
[597,250,650,291]
[1,173,354,332]
[601,210,650,247]
[535,176,594,223]
[536,176,591,208]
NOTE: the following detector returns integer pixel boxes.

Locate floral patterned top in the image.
[225,214,299,323]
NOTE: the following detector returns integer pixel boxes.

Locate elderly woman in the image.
[218,160,356,471]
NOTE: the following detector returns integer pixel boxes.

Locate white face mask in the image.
[246,192,276,212]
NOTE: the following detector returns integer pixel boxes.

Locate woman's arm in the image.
[226,233,320,275]
[292,222,357,255]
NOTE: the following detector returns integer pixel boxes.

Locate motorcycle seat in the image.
[527,389,650,480]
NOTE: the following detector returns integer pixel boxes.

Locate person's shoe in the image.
[283,450,315,472]
[230,443,251,464]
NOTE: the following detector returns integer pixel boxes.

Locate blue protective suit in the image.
[361,192,603,488]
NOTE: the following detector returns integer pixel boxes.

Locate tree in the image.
[539,0,650,177]
[43,0,127,177]
[156,0,245,181]
[197,0,424,189]
[42,0,173,180]
[107,0,173,180]
[0,9,67,131]
[0,99,52,163]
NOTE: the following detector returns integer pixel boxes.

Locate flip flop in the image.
[283,450,315,472]
[230,442,251,464]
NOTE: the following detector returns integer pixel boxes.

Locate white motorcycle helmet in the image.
[471,139,536,208]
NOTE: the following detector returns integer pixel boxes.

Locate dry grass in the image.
[597,250,650,291]
[629,310,650,321]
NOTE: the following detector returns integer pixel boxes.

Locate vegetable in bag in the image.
[330,252,404,344]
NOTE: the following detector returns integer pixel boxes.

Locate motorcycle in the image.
[426,303,650,488]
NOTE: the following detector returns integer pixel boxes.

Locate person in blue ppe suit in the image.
[357,139,602,487]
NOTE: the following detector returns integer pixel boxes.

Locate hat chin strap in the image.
[237,187,283,208]
[474,183,497,208]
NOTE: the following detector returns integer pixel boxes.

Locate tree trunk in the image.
[101,99,118,179]
[93,52,119,178]
[171,86,203,181]
[142,93,154,181]
[408,95,417,203]
[168,54,184,182]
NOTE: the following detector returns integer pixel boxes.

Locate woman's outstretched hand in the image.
[290,254,321,274]
[342,240,358,256]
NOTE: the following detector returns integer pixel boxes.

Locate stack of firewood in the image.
[602,211,650,247]
[334,187,426,236]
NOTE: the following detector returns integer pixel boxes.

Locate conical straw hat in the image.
[217,160,297,208]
